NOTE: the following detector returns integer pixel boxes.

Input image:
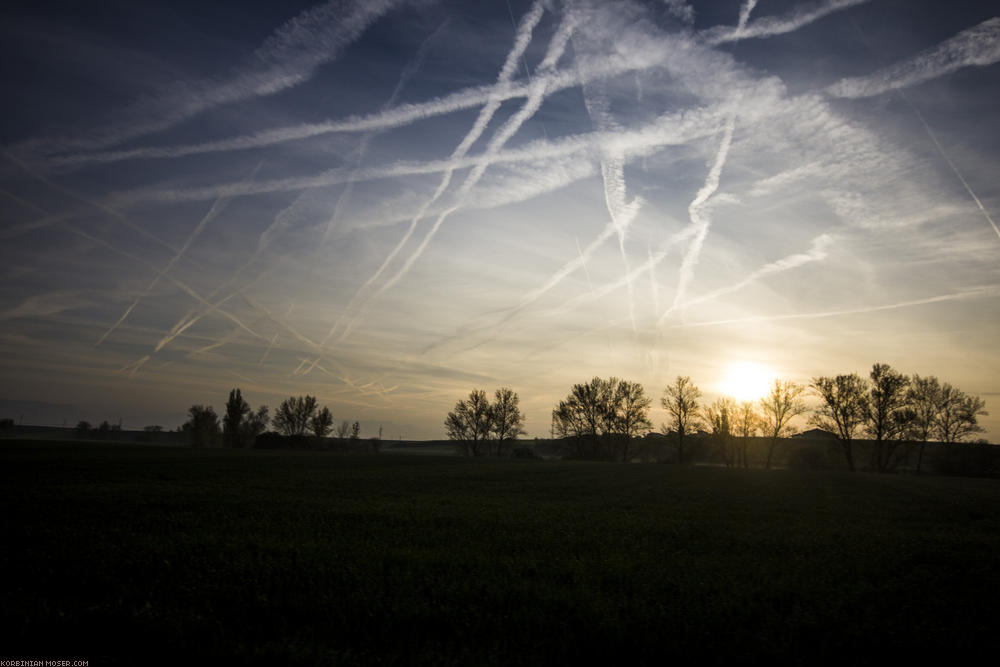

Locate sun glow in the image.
[721,362,774,402]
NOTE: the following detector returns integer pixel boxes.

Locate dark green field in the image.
[3,441,1000,665]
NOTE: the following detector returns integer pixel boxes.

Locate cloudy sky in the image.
[1,0,998,439]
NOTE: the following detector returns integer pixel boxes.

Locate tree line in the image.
[182,389,371,450]
[447,362,989,472]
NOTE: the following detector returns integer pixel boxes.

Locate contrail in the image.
[702,0,869,45]
[670,286,1000,329]
[18,0,409,158]
[319,18,448,248]
[349,1,544,295]
[841,15,1000,242]
[52,26,673,169]
[153,185,312,356]
[109,103,725,207]
[0,189,47,216]
[827,17,1000,99]
[679,233,834,310]
[376,8,576,298]
[736,0,758,34]
[546,224,698,317]
[60,223,268,343]
[302,0,549,362]
[912,109,1000,242]
[0,150,181,255]
[579,61,645,332]
[241,295,350,376]
[97,160,264,346]
[118,355,150,379]
[647,238,660,316]
[660,116,736,324]
[259,334,279,364]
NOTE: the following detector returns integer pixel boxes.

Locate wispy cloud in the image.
[827,17,1000,99]
[681,233,835,310]
[660,116,736,323]
[670,285,1000,329]
[18,0,412,157]
[97,161,264,347]
[703,0,869,45]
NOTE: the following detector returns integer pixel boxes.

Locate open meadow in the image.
[3,440,1000,664]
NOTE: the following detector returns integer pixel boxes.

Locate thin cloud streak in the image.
[302,0,548,365]
[703,0,869,45]
[681,233,835,310]
[19,0,411,157]
[827,17,1000,99]
[671,286,1000,329]
[51,24,680,169]
[661,116,736,323]
[96,161,264,347]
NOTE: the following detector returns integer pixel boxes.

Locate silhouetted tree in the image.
[734,401,759,468]
[223,388,251,447]
[272,395,318,436]
[490,387,526,457]
[661,376,703,464]
[907,375,942,473]
[447,389,493,456]
[706,397,737,467]
[759,380,807,469]
[143,425,163,432]
[311,406,334,438]
[552,377,615,460]
[336,420,351,439]
[184,405,220,447]
[244,406,269,445]
[75,421,91,436]
[936,384,988,444]
[350,421,361,441]
[864,363,912,473]
[811,374,867,472]
[609,379,653,462]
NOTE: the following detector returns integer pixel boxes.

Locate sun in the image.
[721,362,774,402]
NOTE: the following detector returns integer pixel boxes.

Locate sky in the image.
[1,0,998,440]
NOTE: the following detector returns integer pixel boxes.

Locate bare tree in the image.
[661,376,703,464]
[864,363,912,473]
[759,380,807,469]
[310,406,334,438]
[706,397,737,467]
[810,374,867,472]
[350,421,361,441]
[336,420,351,439]
[907,375,941,473]
[490,387,526,457]
[609,379,653,462]
[446,391,486,456]
[734,401,759,468]
[552,377,614,460]
[272,396,317,436]
[446,390,492,456]
[244,405,269,445]
[936,384,988,444]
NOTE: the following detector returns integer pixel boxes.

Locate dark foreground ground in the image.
[3,441,999,665]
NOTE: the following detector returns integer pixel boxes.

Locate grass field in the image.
[3,440,1000,665]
